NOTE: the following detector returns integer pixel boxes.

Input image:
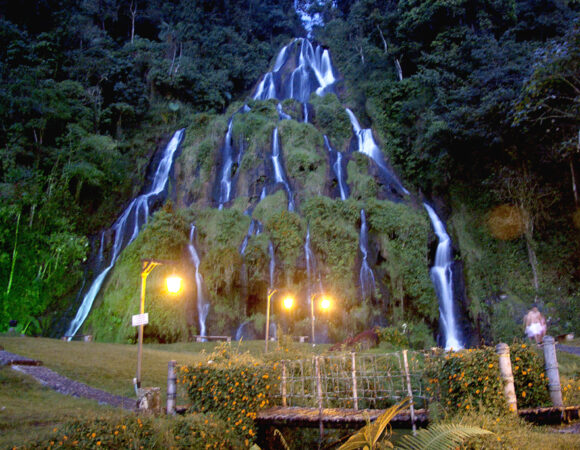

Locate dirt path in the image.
[557,344,580,357]
[1,350,135,411]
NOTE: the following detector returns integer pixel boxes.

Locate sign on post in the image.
[132,313,149,327]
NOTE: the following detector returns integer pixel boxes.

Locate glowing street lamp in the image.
[283,296,294,310]
[135,259,182,389]
[265,289,295,352]
[310,293,333,346]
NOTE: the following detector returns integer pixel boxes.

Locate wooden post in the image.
[351,352,358,410]
[167,360,176,415]
[542,336,563,407]
[315,356,324,446]
[495,343,518,413]
[282,360,287,407]
[402,350,416,435]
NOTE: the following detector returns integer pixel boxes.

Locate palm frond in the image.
[338,399,409,450]
[396,424,493,450]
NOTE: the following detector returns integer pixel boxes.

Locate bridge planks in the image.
[256,406,428,429]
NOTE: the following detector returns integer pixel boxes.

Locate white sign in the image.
[132,313,149,327]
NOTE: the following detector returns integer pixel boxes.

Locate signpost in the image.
[132,313,149,327]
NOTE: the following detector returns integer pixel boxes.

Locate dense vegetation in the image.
[1,0,579,345]
[0,0,302,334]
[312,0,580,340]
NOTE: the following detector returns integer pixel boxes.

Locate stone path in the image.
[1,350,135,411]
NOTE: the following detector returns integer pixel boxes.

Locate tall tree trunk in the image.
[130,1,137,44]
[525,232,540,303]
[6,212,21,295]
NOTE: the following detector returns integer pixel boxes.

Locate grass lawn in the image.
[0,366,131,448]
[0,336,579,448]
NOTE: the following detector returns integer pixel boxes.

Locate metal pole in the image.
[265,289,274,353]
[311,294,315,346]
[136,270,147,389]
[167,360,176,415]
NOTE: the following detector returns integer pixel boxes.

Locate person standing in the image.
[523,306,547,344]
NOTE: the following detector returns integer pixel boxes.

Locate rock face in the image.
[74,38,471,348]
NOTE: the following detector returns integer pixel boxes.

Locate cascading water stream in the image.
[188,224,209,340]
[268,241,276,289]
[218,118,235,209]
[424,204,463,350]
[359,209,376,300]
[345,108,410,196]
[271,127,295,211]
[239,220,257,256]
[65,129,185,339]
[324,136,348,200]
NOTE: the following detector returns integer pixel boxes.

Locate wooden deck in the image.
[256,406,428,429]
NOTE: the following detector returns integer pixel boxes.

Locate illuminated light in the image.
[166,275,183,294]
[320,297,331,310]
[283,296,294,310]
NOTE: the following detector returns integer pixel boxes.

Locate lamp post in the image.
[136,259,182,389]
[265,288,277,353]
[265,290,295,352]
[310,292,332,346]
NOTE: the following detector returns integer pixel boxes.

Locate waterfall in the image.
[239,220,257,256]
[324,136,348,200]
[268,241,276,288]
[277,103,292,121]
[271,127,295,212]
[188,224,209,339]
[359,209,376,300]
[252,38,337,104]
[218,118,235,209]
[65,129,185,339]
[96,232,105,269]
[424,204,463,350]
[345,108,410,196]
[305,225,315,305]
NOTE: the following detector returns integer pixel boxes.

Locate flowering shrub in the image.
[561,377,580,406]
[23,414,242,449]
[178,344,280,446]
[425,347,506,414]
[509,342,550,408]
[426,344,553,415]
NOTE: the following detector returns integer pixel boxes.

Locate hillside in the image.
[1,0,578,346]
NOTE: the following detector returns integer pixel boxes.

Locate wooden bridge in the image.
[258,351,428,430]
[256,406,428,429]
[254,350,580,430]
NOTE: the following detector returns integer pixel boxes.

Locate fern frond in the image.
[396,424,493,450]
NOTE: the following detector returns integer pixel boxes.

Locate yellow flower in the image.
[522,391,526,397]
[528,382,533,387]
[521,344,526,348]
[488,363,493,368]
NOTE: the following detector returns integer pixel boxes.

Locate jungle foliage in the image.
[1,0,579,346]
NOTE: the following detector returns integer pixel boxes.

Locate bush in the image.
[425,347,506,415]
[509,342,550,408]
[24,414,243,449]
[178,344,280,445]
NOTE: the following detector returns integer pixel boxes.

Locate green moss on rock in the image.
[310,93,352,151]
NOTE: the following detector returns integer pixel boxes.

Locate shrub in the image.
[24,414,243,449]
[509,342,550,408]
[425,347,506,415]
[178,344,280,445]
